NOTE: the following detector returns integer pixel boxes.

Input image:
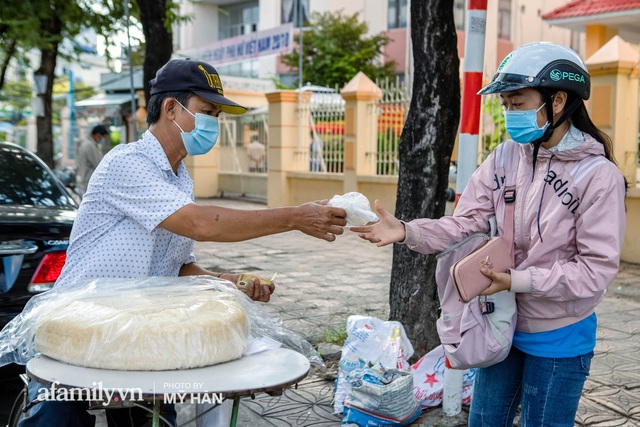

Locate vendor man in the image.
[20,59,347,427]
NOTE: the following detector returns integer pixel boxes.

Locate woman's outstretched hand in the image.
[349,200,406,247]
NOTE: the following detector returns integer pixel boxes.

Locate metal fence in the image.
[306,91,345,174]
[374,77,411,176]
[217,107,269,174]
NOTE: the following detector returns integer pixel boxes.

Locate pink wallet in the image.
[450,236,514,303]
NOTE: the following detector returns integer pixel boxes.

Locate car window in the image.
[0,146,74,207]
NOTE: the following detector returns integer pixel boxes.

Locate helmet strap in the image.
[530,95,583,179]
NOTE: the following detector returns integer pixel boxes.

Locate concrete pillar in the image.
[340,72,382,193]
[585,35,639,186]
[585,24,618,59]
[184,143,221,198]
[60,106,71,164]
[265,90,312,207]
[26,115,37,153]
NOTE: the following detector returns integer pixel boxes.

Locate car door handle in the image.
[0,243,39,255]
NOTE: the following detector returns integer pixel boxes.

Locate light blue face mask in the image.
[503,103,549,144]
[173,100,220,156]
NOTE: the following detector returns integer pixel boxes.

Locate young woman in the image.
[350,42,627,426]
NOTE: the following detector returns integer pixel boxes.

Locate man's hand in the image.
[221,273,275,303]
[479,268,511,295]
[179,263,275,302]
[294,200,347,242]
[349,200,405,247]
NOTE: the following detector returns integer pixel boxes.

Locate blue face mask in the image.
[503,103,549,144]
[173,100,220,155]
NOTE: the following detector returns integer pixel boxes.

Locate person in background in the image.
[75,124,108,196]
[351,42,627,427]
[309,130,324,172]
[247,134,266,172]
[18,58,347,427]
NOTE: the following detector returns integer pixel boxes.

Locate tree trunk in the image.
[389,0,460,358]
[35,10,62,169]
[136,0,173,106]
[0,38,17,92]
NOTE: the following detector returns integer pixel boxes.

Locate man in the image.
[75,124,108,195]
[246,134,266,172]
[19,58,347,427]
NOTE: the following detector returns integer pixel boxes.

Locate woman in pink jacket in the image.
[351,42,627,426]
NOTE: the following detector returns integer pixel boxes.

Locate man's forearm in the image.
[162,204,298,242]
[179,262,220,277]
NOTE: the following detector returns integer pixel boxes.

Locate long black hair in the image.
[537,88,627,192]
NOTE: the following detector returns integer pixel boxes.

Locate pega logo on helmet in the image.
[549,69,585,83]
[498,53,512,71]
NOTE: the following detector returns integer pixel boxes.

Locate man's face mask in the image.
[503,102,549,144]
[172,99,220,156]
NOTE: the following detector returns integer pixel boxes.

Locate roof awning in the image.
[75,93,137,107]
[75,93,138,118]
[542,1,640,43]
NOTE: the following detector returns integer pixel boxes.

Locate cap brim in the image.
[194,90,247,115]
[477,80,529,95]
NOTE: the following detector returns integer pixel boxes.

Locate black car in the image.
[0,142,78,421]
[0,142,78,329]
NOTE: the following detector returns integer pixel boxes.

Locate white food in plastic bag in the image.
[328,192,379,227]
[0,276,324,370]
[35,289,249,371]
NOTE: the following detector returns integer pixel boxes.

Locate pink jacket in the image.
[403,133,626,333]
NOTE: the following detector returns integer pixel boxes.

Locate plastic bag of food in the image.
[342,362,421,426]
[0,276,322,370]
[328,192,379,227]
[334,316,413,414]
[411,345,475,408]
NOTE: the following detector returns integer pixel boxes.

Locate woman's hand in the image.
[479,268,511,295]
[349,200,405,247]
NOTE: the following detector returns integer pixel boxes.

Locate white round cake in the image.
[35,290,249,371]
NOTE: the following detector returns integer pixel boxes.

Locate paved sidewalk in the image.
[180,197,640,427]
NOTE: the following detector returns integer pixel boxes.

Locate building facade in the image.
[173,0,584,86]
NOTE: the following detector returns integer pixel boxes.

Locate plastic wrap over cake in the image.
[0,276,322,370]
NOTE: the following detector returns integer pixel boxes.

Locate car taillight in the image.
[28,250,67,293]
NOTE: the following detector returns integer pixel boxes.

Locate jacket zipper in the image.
[514,159,535,261]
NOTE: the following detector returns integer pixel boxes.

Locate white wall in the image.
[258,0,280,79]
[511,0,580,51]
[362,0,388,36]
[178,1,221,49]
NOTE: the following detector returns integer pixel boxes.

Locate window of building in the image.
[388,0,407,29]
[281,0,310,27]
[218,2,259,40]
[498,0,511,40]
[454,0,465,31]
[217,60,259,79]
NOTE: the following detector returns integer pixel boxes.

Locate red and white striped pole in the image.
[443,0,488,417]
[456,0,488,204]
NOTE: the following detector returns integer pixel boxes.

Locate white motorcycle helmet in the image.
[478,42,590,100]
[479,42,592,176]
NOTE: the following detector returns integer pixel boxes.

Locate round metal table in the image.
[26,348,310,427]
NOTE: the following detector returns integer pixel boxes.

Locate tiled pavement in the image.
[174,197,640,427]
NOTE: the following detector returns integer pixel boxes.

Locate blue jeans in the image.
[18,380,177,427]
[469,346,593,427]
